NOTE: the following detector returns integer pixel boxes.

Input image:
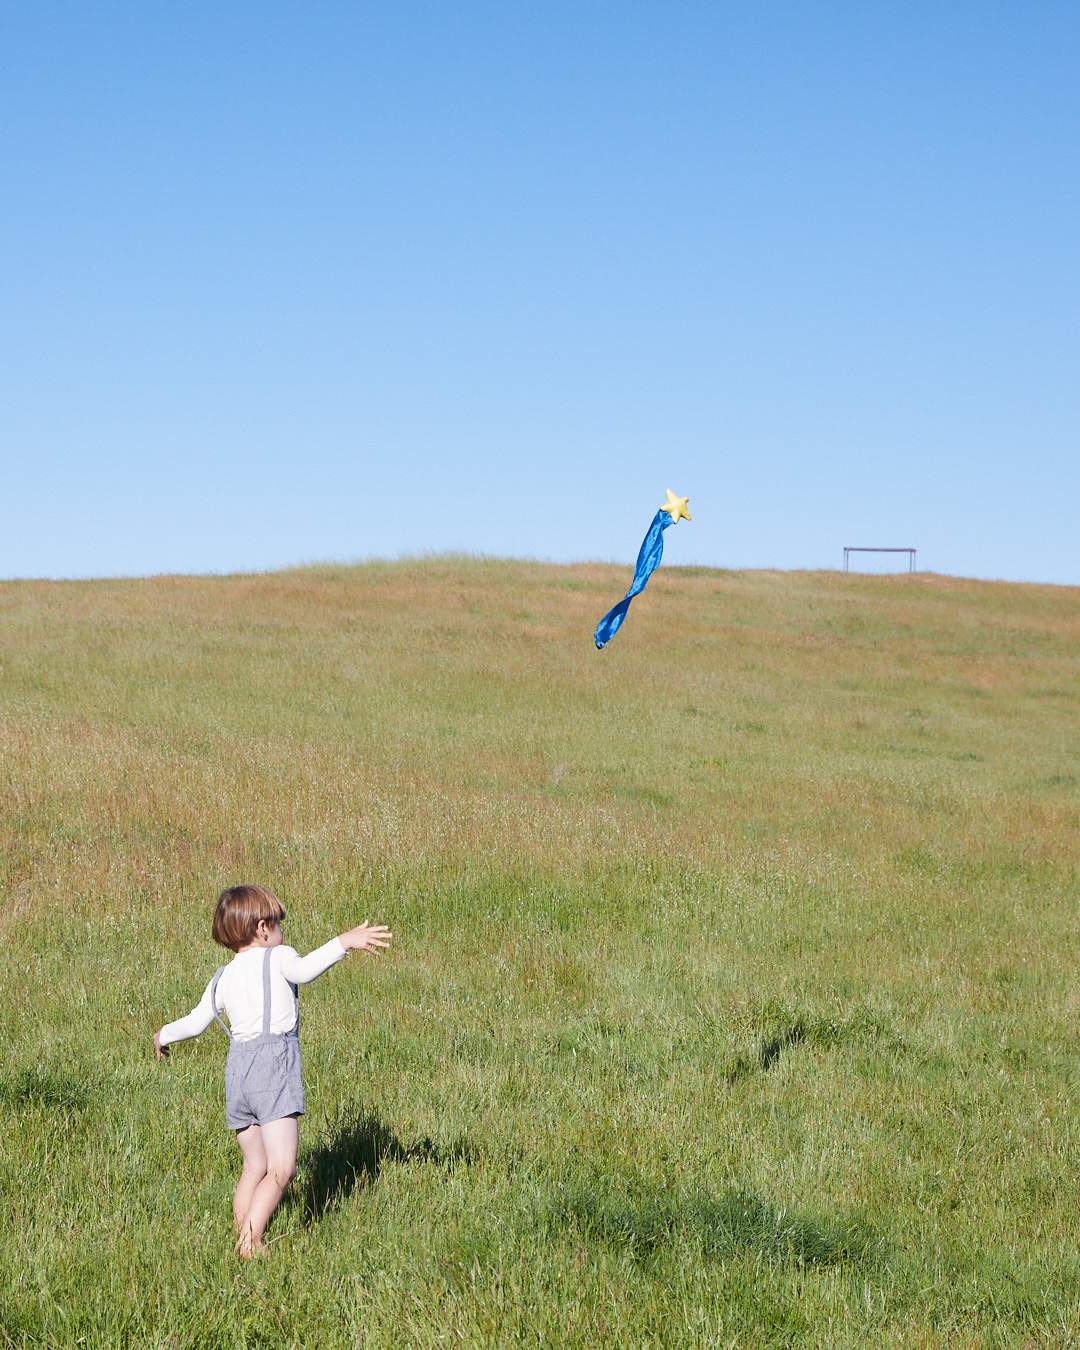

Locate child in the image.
[154,884,391,1257]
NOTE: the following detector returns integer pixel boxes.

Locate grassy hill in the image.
[1,559,1078,1347]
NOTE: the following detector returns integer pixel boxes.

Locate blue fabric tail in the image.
[594,509,673,649]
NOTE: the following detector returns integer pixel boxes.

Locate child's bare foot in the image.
[234,1222,261,1259]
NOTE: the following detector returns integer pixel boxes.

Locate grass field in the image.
[1,558,1078,1348]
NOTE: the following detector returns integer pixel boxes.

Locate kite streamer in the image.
[594,491,691,649]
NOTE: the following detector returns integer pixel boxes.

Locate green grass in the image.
[1,559,1078,1347]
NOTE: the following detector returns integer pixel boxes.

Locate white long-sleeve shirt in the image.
[159,939,347,1046]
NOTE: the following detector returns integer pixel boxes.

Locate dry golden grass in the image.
[1,559,1078,1347]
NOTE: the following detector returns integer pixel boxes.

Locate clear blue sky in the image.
[2,3,1077,583]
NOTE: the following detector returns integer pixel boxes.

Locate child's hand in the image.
[340,921,393,955]
[153,1030,169,1061]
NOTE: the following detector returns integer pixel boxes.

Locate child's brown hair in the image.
[212,884,285,952]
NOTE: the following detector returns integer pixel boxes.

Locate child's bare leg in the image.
[234,1125,268,1233]
[239,1115,298,1254]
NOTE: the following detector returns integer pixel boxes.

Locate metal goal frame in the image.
[843,547,917,573]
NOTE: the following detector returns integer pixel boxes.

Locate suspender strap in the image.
[209,966,231,1039]
[214,949,296,1042]
[261,947,273,1036]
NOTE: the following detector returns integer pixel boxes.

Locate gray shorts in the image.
[224,1034,304,1131]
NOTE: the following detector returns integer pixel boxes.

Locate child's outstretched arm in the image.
[154,976,217,1059]
[276,923,392,986]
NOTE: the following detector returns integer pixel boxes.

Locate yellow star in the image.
[660,488,691,524]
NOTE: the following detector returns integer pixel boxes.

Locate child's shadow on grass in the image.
[293,1107,476,1225]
